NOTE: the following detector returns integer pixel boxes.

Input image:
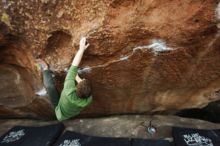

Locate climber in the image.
[36,37,92,121]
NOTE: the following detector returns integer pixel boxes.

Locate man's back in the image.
[55,66,92,121]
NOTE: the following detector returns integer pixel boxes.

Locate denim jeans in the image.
[43,70,60,108]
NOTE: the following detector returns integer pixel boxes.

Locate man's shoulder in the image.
[59,90,77,103]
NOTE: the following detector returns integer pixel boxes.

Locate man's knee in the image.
[44,82,56,90]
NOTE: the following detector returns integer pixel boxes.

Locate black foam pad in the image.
[0,123,64,146]
[131,138,171,146]
[172,127,220,146]
[53,131,131,146]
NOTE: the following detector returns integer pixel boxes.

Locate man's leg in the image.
[43,70,60,108]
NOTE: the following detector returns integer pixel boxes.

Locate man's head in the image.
[76,79,92,99]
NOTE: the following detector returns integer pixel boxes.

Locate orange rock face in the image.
[0,0,220,119]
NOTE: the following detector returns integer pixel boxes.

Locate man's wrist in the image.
[71,63,78,67]
[79,47,85,52]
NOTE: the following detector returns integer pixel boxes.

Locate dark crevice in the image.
[176,100,220,123]
[44,30,72,56]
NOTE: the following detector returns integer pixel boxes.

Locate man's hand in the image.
[72,37,89,67]
[80,37,89,51]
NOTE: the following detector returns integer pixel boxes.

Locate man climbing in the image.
[36,37,92,121]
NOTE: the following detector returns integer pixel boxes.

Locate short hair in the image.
[76,79,92,99]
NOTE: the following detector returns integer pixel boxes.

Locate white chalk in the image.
[133,39,173,55]
[35,87,47,96]
[147,39,173,53]
[133,45,149,52]
[78,66,92,74]
[119,56,129,61]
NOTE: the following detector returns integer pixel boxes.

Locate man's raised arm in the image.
[64,37,89,91]
[71,37,89,67]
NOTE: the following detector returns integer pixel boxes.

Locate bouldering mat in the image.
[172,127,220,146]
[131,138,171,146]
[54,131,173,146]
[0,123,64,146]
[53,131,130,146]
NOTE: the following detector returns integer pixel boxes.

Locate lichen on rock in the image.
[1,12,12,29]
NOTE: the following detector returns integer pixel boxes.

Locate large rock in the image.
[0,0,220,119]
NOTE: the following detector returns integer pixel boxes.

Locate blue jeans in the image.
[43,70,60,108]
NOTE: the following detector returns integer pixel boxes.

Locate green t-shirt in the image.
[55,66,92,121]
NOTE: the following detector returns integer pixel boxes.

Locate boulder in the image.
[0,0,220,119]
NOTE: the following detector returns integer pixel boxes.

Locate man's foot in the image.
[35,59,48,71]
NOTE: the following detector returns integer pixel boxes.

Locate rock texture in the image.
[0,0,220,119]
